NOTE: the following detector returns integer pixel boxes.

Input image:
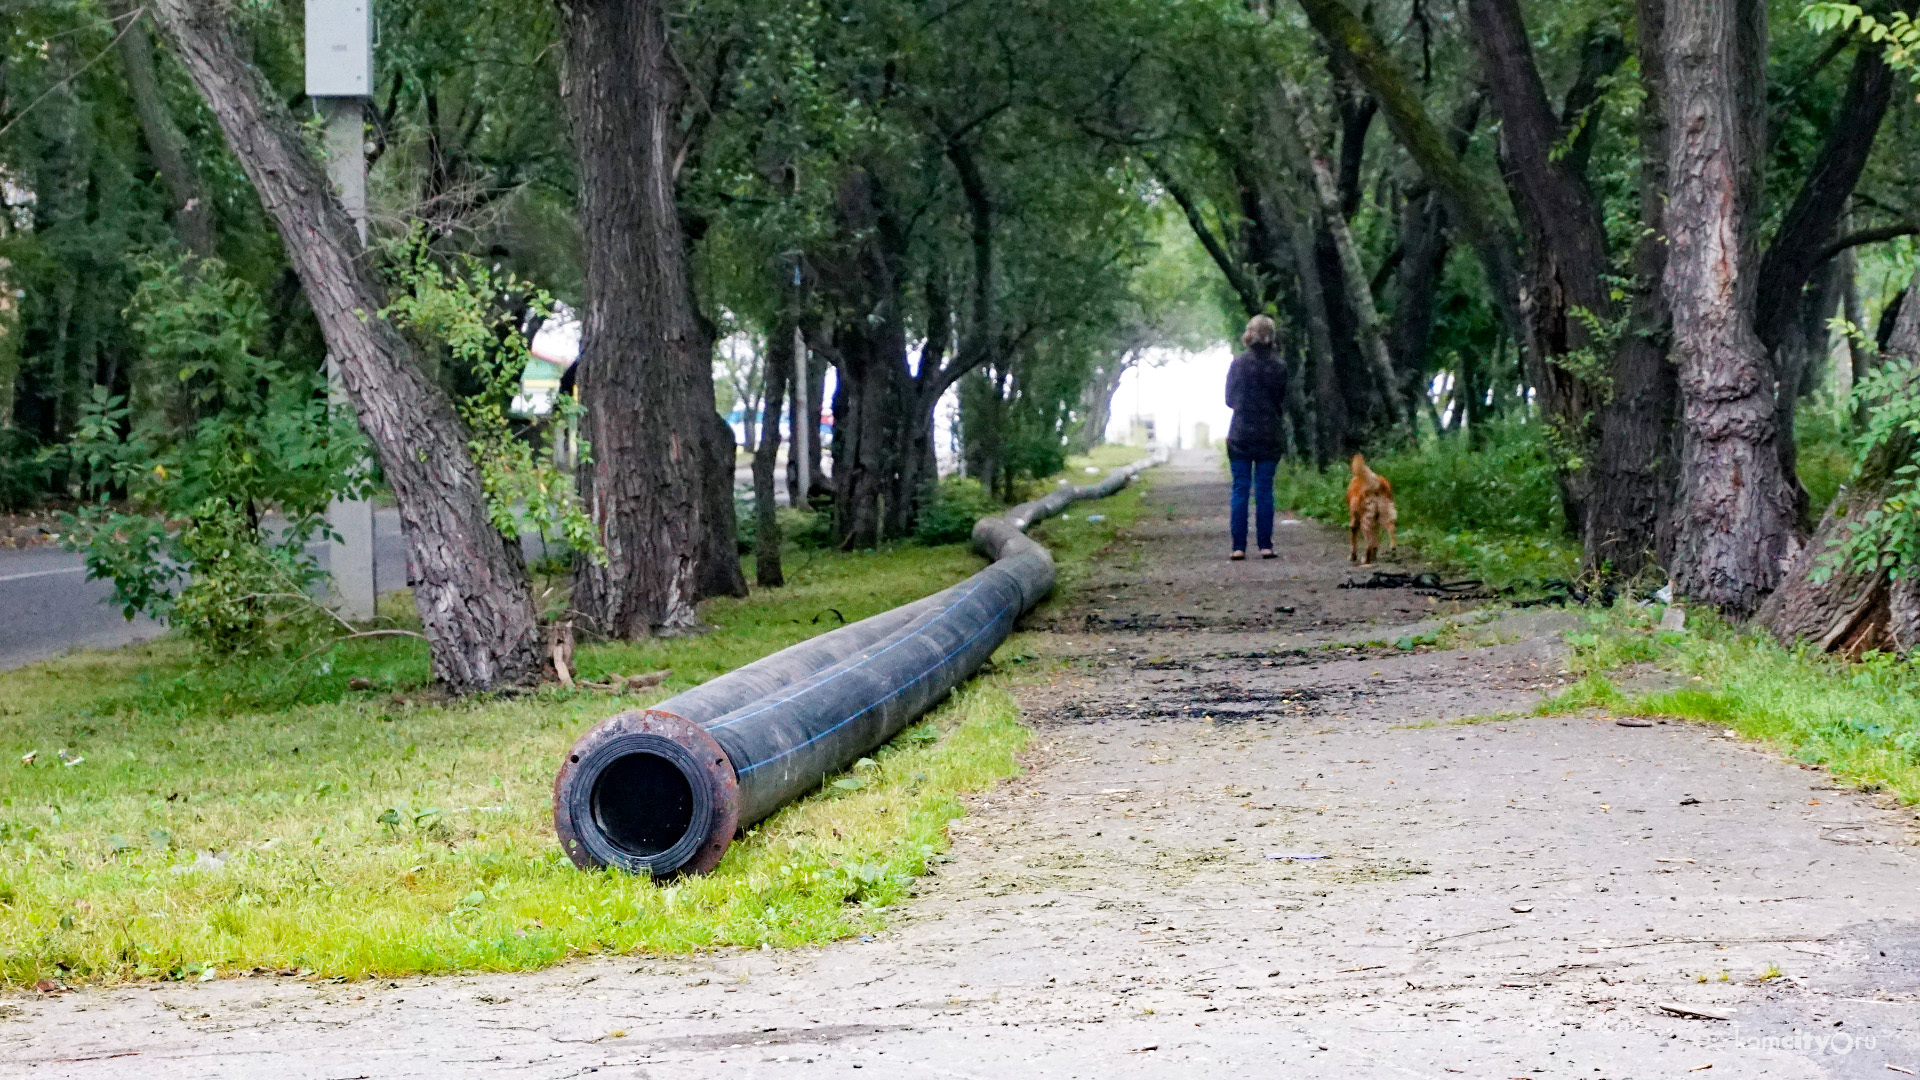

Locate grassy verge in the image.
[1541,604,1920,799]
[1269,423,1580,589]
[0,451,1151,987]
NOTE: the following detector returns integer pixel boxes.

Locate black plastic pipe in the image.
[553,449,1166,876]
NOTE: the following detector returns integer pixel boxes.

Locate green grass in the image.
[1270,422,1580,589]
[1542,604,1920,800]
[0,450,1151,987]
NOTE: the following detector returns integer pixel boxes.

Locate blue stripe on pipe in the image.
[732,588,1020,777]
[704,573,998,733]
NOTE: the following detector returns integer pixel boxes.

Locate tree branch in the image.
[1755,40,1896,354]
[1149,159,1264,317]
[1296,0,1528,348]
[1819,221,1920,263]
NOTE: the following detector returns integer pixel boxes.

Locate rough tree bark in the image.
[1662,0,1797,617]
[1759,264,1920,653]
[1582,0,1679,578]
[146,0,544,693]
[556,0,711,636]
[695,410,748,600]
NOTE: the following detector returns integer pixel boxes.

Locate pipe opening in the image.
[589,752,696,858]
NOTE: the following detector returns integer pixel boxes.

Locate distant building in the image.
[1126,415,1157,447]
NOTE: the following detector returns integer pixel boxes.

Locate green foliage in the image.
[1794,405,1857,519]
[914,476,1001,545]
[0,427,46,511]
[47,257,367,657]
[1271,421,1577,587]
[1803,5,1920,75]
[1818,360,1920,583]
[379,237,599,563]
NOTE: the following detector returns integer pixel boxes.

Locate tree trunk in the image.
[1760,263,1920,653]
[1752,34,1894,361]
[1469,0,1625,537]
[107,0,217,258]
[814,168,912,549]
[1275,189,1348,463]
[147,0,543,692]
[1278,79,1410,435]
[1077,349,1132,453]
[557,0,709,637]
[1334,81,1376,221]
[753,321,790,588]
[1753,37,1896,523]
[1842,246,1868,397]
[1386,189,1448,405]
[786,329,827,507]
[694,409,748,600]
[1583,0,1680,578]
[1662,0,1796,617]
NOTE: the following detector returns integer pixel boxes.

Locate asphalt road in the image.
[0,510,411,672]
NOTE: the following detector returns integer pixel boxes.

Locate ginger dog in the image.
[1347,454,1398,565]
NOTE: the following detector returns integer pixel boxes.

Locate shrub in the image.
[48,256,366,657]
[1272,420,1576,587]
[915,476,1001,545]
[0,427,44,511]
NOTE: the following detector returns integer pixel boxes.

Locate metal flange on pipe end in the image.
[553,709,739,877]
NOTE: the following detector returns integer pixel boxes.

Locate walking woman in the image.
[1224,314,1289,560]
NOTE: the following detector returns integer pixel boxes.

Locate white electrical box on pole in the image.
[307,0,377,621]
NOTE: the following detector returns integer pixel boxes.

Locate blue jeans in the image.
[1230,456,1277,552]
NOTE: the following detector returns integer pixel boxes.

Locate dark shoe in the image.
[1230,550,1246,561]
[1259,549,1275,559]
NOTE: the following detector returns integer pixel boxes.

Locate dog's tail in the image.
[1350,453,1371,479]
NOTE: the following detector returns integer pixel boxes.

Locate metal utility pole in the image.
[307,0,376,620]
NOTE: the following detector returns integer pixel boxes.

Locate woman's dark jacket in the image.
[1224,346,1289,460]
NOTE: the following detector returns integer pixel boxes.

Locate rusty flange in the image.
[553,709,739,877]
